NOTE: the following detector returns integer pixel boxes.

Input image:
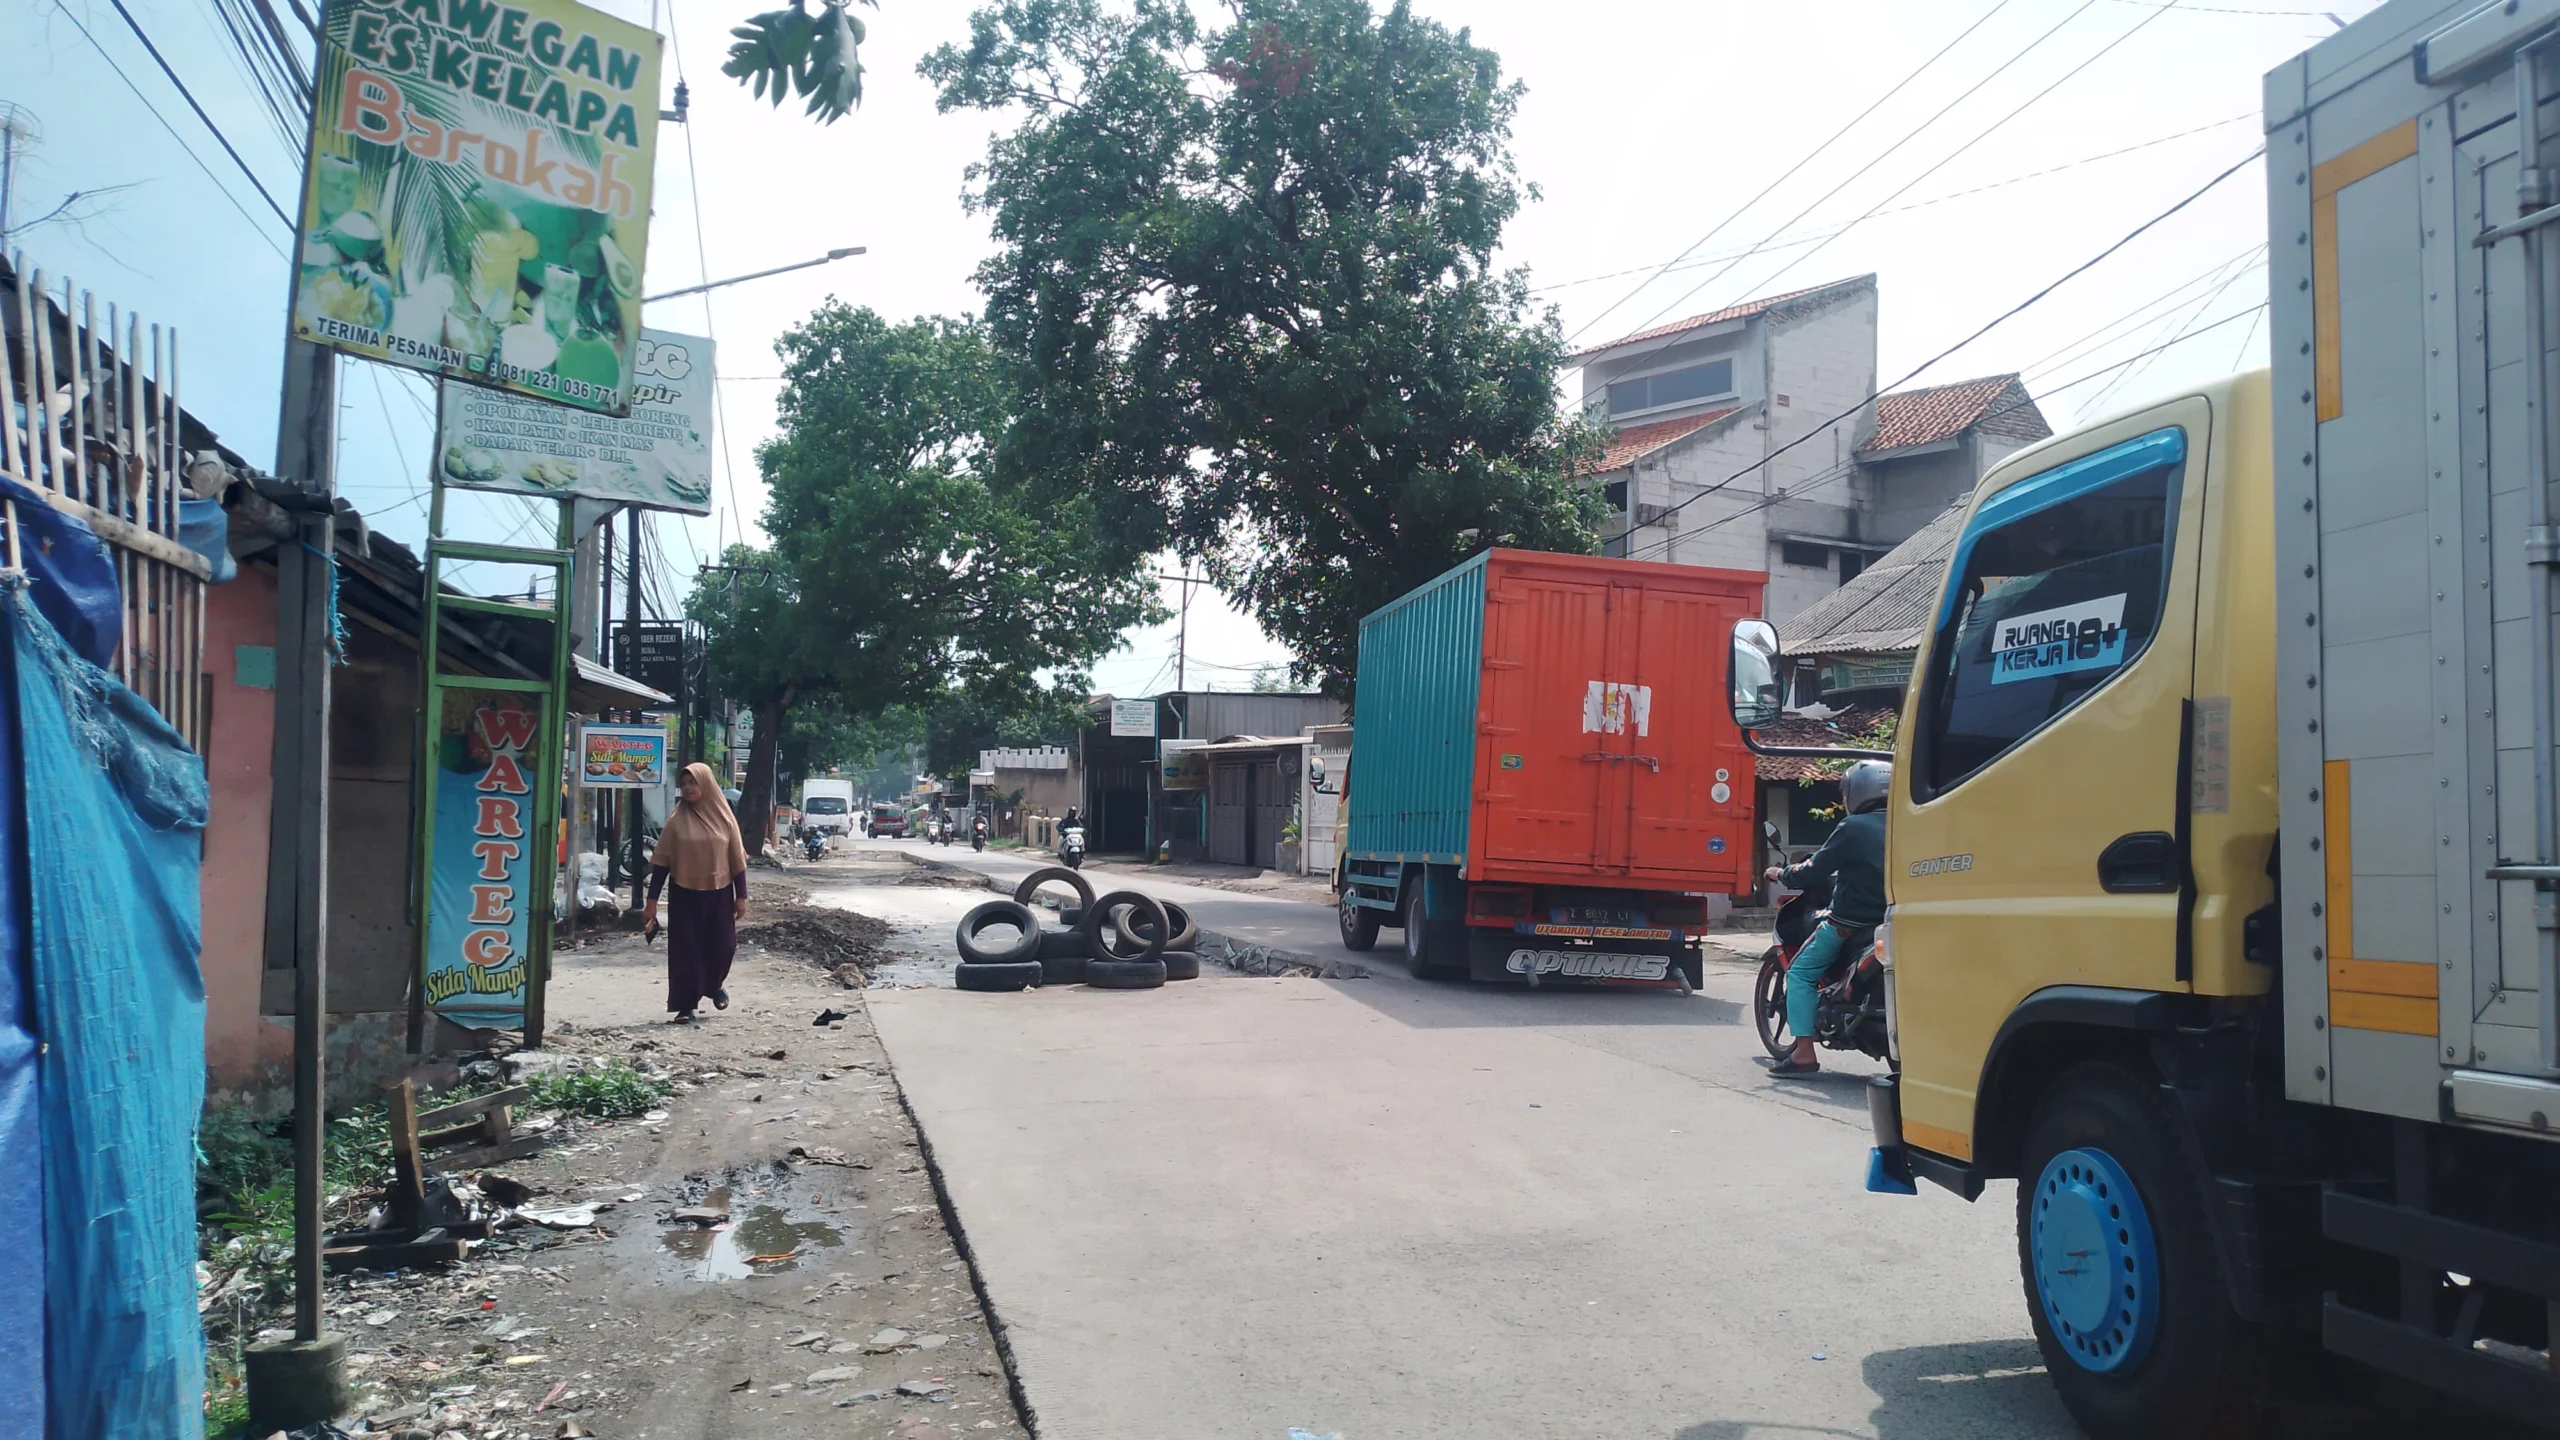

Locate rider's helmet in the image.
[1841,759,1892,815]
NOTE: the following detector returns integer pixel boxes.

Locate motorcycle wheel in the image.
[1063,854,1082,870]
[1753,948,1796,1061]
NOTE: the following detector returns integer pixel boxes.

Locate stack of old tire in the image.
[952,866,1201,992]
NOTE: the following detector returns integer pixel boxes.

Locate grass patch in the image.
[528,1060,671,1119]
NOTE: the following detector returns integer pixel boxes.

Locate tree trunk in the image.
[741,692,792,857]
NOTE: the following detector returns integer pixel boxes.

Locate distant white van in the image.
[798,779,857,837]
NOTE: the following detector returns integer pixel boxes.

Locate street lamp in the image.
[643,246,867,303]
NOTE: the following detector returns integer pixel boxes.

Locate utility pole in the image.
[1157,568,1204,690]
[245,332,347,1430]
[625,507,645,910]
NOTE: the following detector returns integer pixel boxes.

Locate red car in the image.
[869,804,907,838]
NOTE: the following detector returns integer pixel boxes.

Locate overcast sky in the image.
[4,0,2370,694]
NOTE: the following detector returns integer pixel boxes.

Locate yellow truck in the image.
[1729,4,2560,1433]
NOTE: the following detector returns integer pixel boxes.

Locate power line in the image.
[1565,0,2022,345]
[1534,112,2254,298]
[100,0,293,225]
[663,0,755,544]
[50,1,290,253]
[1612,142,2266,551]
[1573,0,2111,366]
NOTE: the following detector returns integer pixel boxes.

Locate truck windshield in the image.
[805,797,847,814]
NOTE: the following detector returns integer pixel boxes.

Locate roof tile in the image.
[1581,407,1739,476]
[1571,276,1876,361]
[1860,374,2050,454]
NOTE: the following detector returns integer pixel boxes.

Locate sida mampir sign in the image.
[292,0,661,414]
[424,692,543,1027]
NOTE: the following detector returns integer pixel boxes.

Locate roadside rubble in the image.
[202,878,1027,1440]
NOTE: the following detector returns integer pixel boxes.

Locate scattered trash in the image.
[515,1205,598,1230]
[896,1379,951,1398]
[1287,1430,1343,1440]
[1811,1352,1828,1361]
[784,1330,828,1349]
[835,1389,888,1406]
[476,1174,536,1209]
[766,1049,787,1060]
[535,1381,569,1412]
[641,1109,671,1123]
[729,1377,754,1393]
[813,1009,849,1027]
[788,1143,867,1168]
[553,1421,592,1439]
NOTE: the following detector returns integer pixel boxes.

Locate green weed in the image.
[528,1060,671,1119]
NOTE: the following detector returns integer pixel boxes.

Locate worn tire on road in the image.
[956,900,1041,965]
[954,959,1044,992]
[1114,898,1199,954]
[1085,891,1168,962]
[1158,950,1200,981]
[1033,927,1091,985]
[1084,957,1168,990]
[1012,865,1096,915]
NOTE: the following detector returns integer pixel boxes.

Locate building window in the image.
[1602,480,1629,512]
[1779,540,1830,570]
[1838,551,1866,586]
[1608,358,1734,417]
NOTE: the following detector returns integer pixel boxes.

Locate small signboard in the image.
[615,620,685,700]
[436,332,715,512]
[1160,738,1208,790]
[580,722,667,789]
[424,691,543,1029]
[1110,699,1157,737]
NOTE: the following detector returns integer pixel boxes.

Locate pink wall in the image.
[202,567,279,1094]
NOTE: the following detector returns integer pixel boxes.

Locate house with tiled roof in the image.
[1572,274,2050,631]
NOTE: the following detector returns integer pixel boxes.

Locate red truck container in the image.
[1336,549,1765,985]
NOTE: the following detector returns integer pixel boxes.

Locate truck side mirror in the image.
[1730,618,1785,731]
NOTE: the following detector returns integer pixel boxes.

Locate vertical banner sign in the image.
[425,689,540,1027]
[293,0,662,415]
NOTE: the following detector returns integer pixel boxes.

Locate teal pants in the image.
[1788,922,1866,1039]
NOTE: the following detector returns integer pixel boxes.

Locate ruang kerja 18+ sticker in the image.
[1990,594,2126,685]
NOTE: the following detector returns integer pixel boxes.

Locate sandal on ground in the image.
[672,1010,696,1024]
[711,989,729,1010]
[1764,1056,1821,1078]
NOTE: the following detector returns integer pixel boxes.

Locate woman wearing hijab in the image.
[642,763,749,1023]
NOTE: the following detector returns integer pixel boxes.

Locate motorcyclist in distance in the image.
[1760,759,1891,1079]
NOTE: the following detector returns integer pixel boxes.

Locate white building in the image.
[1572,274,2050,627]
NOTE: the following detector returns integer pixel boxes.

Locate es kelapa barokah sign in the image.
[292,0,661,415]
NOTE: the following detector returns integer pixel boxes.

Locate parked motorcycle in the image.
[1058,823,1087,870]
[803,828,828,862]
[970,814,988,852]
[1753,821,1890,1063]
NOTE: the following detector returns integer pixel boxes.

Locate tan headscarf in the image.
[657,762,748,891]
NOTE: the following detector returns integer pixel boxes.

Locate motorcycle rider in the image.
[1760,759,1891,1079]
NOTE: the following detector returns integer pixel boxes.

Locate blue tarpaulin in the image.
[8,579,207,1439]
[0,568,44,1435]
[3,475,120,668]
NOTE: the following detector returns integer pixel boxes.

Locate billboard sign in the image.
[424,690,542,1029]
[579,722,667,788]
[614,620,685,699]
[436,331,714,511]
[1110,699,1156,737]
[1160,738,1208,790]
[292,0,662,415]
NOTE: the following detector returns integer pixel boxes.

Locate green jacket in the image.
[1783,807,1887,928]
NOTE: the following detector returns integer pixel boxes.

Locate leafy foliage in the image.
[725,0,879,123]
[925,0,1607,694]
[528,1061,672,1119]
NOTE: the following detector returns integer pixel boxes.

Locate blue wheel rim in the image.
[2030,1146,2160,1375]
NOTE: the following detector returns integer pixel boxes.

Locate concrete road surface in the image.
[824,839,2492,1440]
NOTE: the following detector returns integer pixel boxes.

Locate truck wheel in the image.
[1402,885,1461,981]
[2018,1062,2266,1440]
[1338,895,1380,951]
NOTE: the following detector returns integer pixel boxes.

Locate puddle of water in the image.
[659,1191,844,1279]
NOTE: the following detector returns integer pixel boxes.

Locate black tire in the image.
[1113,899,1199,954]
[955,900,1041,965]
[1084,957,1167,989]
[1063,853,1082,870]
[1338,894,1381,951]
[1059,906,1084,928]
[1402,883,1462,981]
[954,960,1043,992]
[1033,927,1090,985]
[1753,948,1795,1060]
[1085,891,1167,961]
[1159,950,1200,981]
[2018,1061,2267,1440]
[1013,865,1097,917]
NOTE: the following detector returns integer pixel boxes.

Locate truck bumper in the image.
[1865,1074,1917,1195]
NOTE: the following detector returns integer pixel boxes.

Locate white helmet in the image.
[1842,759,1893,814]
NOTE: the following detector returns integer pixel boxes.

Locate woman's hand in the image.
[642,900,659,929]
[733,895,748,921]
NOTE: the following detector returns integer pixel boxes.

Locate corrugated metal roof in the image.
[1781,500,1969,658]
[1860,374,2051,454]
[1570,276,1877,361]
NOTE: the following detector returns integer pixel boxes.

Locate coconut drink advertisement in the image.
[436,330,714,512]
[291,0,661,415]
[424,690,545,1029]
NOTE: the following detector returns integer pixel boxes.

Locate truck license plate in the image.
[1504,949,1669,981]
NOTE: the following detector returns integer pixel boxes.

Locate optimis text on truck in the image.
[1731,4,2560,1432]
[1336,549,1761,989]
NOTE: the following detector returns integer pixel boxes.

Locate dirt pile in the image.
[740,884,893,983]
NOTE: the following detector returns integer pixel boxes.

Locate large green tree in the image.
[692,305,1154,850]
[925,0,1606,694]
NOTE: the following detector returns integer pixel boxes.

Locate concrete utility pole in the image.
[245,332,348,1430]
[626,508,645,910]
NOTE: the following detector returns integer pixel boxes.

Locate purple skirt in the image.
[665,881,738,1013]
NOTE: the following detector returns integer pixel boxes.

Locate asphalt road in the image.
[816,839,2512,1440]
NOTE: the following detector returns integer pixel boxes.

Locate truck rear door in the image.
[1625,583,1752,887]
[1890,406,2211,1158]
[1476,569,1614,871]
